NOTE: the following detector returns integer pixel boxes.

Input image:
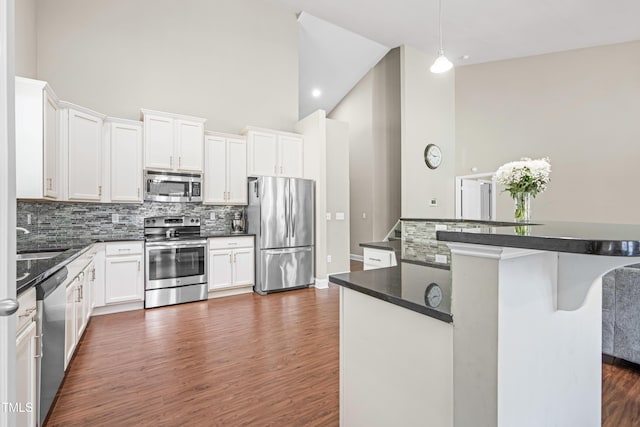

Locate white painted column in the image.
[449,243,640,427]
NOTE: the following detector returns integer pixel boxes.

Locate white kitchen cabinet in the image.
[104,242,144,304]
[15,77,61,199]
[208,237,254,291]
[141,109,206,173]
[107,119,143,203]
[363,247,397,271]
[204,133,247,205]
[16,288,37,427]
[245,127,304,178]
[16,321,37,427]
[64,105,105,201]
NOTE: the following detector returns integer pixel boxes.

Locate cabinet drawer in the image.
[106,242,143,256]
[16,287,37,334]
[208,237,254,250]
[363,248,394,269]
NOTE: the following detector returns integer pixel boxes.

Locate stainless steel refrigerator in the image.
[247,176,314,294]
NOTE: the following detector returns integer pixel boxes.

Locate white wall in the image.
[329,48,400,255]
[15,0,36,78]
[400,45,456,218]
[456,41,640,223]
[35,0,299,134]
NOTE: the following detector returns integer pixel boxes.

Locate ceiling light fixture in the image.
[312,88,322,98]
[430,0,453,74]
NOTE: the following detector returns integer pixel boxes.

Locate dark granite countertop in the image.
[329,262,453,323]
[360,240,401,252]
[435,220,640,256]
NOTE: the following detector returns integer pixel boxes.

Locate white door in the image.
[43,89,59,199]
[204,136,226,204]
[227,138,247,204]
[15,321,37,427]
[248,131,278,176]
[461,179,482,220]
[175,119,203,172]
[105,256,143,304]
[67,108,103,201]
[144,115,173,170]
[232,249,254,286]
[278,135,304,178]
[64,281,77,370]
[110,122,142,202]
[0,2,18,422]
[209,250,233,290]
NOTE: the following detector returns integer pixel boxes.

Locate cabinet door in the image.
[68,108,103,201]
[105,255,143,304]
[64,281,77,370]
[175,120,204,172]
[83,264,94,323]
[144,115,174,170]
[209,250,233,290]
[111,123,142,202]
[248,131,278,176]
[278,135,304,178]
[43,89,60,199]
[204,136,227,204]
[232,248,254,286]
[16,320,37,427]
[227,138,247,204]
[75,276,85,339]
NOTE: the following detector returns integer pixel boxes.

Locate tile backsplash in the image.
[17,201,244,243]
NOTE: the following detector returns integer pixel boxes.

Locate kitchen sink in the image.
[16,251,64,261]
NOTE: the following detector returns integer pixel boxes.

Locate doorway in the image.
[455,173,496,221]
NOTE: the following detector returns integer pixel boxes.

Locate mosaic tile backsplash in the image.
[17,201,244,245]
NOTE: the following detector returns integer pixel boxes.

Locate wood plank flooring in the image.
[45,288,339,427]
[45,260,640,426]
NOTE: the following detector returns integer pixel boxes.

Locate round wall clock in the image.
[424,144,442,169]
[424,283,443,308]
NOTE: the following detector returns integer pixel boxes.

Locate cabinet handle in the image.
[18,307,36,318]
[280,166,283,174]
[138,261,141,271]
[34,335,42,358]
[118,248,131,252]
[98,185,102,196]
[233,253,236,263]
[137,187,140,198]
[92,268,96,281]
[170,156,173,168]
[274,165,277,175]
[368,257,382,262]
[229,254,232,264]
[47,178,52,190]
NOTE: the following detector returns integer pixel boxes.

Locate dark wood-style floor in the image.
[45,259,640,426]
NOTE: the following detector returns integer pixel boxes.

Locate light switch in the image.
[336,212,345,220]
[27,214,32,225]
[210,212,216,220]
[327,255,332,263]
[435,254,448,264]
[362,212,367,219]
[112,214,119,223]
[326,213,332,220]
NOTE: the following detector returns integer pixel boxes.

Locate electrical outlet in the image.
[336,212,345,220]
[210,212,216,220]
[327,255,332,263]
[27,214,32,225]
[112,213,119,223]
[429,198,438,207]
[326,213,332,220]
[362,212,367,219]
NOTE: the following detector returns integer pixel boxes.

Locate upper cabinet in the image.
[15,77,61,199]
[141,109,206,173]
[105,118,143,203]
[61,103,106,202]
[204,132,247,205]
[245,127,304,178]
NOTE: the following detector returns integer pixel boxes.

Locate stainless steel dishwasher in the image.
[35,267,68,426]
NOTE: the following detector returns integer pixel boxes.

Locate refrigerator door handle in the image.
[291,195,295,238]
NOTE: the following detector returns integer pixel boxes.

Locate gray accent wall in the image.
[17,201,243,243]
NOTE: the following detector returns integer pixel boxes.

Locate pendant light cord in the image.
[438,0,444,53]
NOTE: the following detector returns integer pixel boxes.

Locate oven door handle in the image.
[145,240,207,249]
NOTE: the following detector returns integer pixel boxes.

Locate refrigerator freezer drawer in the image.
[257,247,314,293]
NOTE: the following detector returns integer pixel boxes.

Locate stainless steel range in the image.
[144,216,207,308]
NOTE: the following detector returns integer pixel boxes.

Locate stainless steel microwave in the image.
[144,170,202,203]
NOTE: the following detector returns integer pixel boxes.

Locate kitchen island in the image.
[329,219,640,427]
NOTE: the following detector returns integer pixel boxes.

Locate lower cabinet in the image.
[16,288,37,427]
[363,248,397,271]
[208,237,254,292]
[104,254,143,304]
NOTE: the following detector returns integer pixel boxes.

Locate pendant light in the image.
[430,0,453,73]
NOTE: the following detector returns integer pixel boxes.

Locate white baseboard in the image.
[350,254,363,261]
[208,286,253,299]
[315,278,329,289]
[92,301,143,316]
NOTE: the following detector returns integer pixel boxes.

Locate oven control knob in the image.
[151,219,156,224]
[190,218,195,223]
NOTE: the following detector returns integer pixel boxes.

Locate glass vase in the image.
[513,192,531,222]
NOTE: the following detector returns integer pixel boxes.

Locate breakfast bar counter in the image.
[330,219,640,427]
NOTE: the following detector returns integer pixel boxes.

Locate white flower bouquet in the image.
[495,157,551,198]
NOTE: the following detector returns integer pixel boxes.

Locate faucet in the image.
[16,227,30,235]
